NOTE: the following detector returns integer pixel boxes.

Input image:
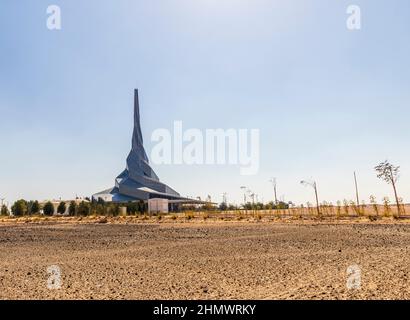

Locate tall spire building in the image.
[93,89,182,202]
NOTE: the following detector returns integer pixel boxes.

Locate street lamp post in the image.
[354,171,360,207]
[301,180,320,216]
[222,192,227,205]
[269,178,278,204]
[240,186,247,206]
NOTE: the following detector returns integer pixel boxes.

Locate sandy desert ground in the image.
[1,218,410,300]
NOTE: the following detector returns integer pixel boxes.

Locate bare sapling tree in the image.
[375,160,402,216]
[301,180,320,216]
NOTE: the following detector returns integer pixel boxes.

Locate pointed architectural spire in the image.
[93,89,181,202]
[131,89,148,162]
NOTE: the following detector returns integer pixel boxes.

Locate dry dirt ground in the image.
[1,219,410,300]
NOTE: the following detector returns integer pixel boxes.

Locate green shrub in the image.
[336,201,342,218]
[382,197,391,217]
[77,201,91,216]
[1,205,9,216]
[11,199,28,216]
[43,202,55,216]
[68,201,77,216]
[185,212,194,220]
[28,200,40,215]
[369,195,379,216]
[57,202,66,214]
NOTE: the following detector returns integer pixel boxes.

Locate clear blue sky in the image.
[1,0,409,206]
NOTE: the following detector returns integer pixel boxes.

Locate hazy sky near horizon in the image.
[1,0,410,206]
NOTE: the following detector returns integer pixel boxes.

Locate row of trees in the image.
[218,201,290,211]
[4,200,65,216]
[4,198,290,216]
[2,198,149,217]
[298,161,405,216]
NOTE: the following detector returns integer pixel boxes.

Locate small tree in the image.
[369,195,379,216]
[27,201,34,215]
[27,200,40,215]
[108,203,120,216]
[32,201,40,215]
[360,200,367,216]
[1,205,9,216]
[43,202,55,216]
[77,201,90,216]
[138,200,147,214]
[343,199,350,216]
[92,203,104,216]
[68,201,77,216]
[398,197,406,215]
[350,200,360,216]
[382,197,391,217]
[11,200,28,216]
[336,200,342,218]
[126,202,139,215]
[57,202,66,215]
[375,161,402,216]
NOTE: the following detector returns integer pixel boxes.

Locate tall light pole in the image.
[222,192,227,205]
[246,189,255,206]
[240,186,247,205]
[269,178,278,204]
[353,171,360,207]
[250,193,255,205]
[301,180,320,216]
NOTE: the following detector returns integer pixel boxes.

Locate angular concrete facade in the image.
[93,89,183,202]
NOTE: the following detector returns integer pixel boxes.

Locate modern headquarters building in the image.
[93,89,196,211]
